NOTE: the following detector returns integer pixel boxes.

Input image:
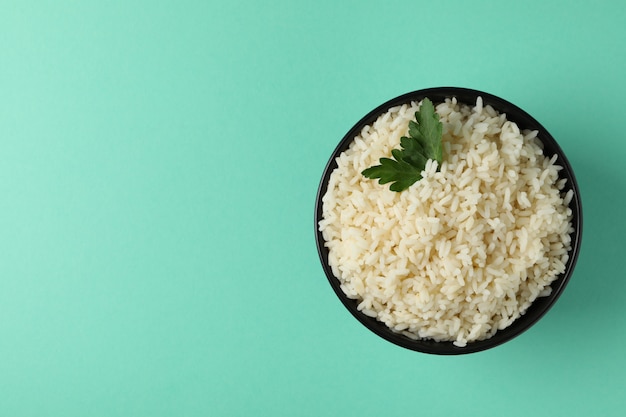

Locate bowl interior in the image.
[314,87,583,354]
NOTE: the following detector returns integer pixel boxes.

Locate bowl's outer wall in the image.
[315,87,583,355]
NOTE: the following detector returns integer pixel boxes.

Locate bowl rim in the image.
[314,87,583,354]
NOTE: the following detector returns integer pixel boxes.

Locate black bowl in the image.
[314,87,583,354]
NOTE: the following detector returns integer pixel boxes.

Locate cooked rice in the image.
[319,97,574,347]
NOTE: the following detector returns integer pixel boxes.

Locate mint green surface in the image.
[1,1,624,415]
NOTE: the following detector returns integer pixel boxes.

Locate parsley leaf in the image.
[408,98,442,164]
[361,98,443,192]
[362,156,423,192]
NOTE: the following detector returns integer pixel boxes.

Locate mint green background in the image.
[1,1,624,416]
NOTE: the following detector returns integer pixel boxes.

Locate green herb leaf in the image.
[409,98,442,164]
[362,157,423,192]
[361,98,443,192]
[398,137,428,168]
